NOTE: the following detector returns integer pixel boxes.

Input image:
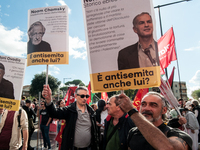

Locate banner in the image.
[132,88,149,111]
[82,0,160,92]
[158,27,177,71]
[27,6,69,66]
[0,55,26,111]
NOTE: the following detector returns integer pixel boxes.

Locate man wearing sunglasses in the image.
[42,85,99,150]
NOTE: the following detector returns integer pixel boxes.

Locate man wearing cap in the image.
[0,63,14,99]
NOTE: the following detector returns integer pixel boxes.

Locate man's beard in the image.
[142,110,162,123]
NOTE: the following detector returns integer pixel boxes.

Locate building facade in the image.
[172,81,187,101]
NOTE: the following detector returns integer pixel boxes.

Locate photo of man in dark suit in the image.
[27,21,52,54]
[0,63,15,99]
[118,12,159,70]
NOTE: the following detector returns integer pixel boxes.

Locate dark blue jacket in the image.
[103,113,135,150]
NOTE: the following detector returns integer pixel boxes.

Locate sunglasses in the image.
[41,104,44,105]
[77,94,90,98]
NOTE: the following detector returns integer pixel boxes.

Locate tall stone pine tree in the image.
[30,72,61,97]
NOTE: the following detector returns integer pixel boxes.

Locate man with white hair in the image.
[119,92,192,150]
[27,21,52,54]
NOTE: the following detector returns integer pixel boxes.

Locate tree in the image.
[65,79,85,86]
[60,86,68,91]
[191,89,200,100]
[30,72,61,97]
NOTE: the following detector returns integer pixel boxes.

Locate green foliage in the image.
[30,72,61,97]
[191,89,200,99]
[60,86,68,91]
[65,79,85,86]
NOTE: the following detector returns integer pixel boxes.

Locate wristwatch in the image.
[128,108,138,116]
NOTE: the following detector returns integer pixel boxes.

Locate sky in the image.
[0,0,199,98]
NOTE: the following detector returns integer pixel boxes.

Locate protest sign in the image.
[27,6,69,66]
[82,0,160,92]
[0,55,26,111]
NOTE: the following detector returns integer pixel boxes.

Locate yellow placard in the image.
[90,66,160,93]
[27,51,69,66]
[0,97,20,111]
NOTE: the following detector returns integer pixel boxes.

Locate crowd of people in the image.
[1,86,200,150]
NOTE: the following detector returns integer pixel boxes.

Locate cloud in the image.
[189,70,200,85]
[58,0,71,14]
[69,36,87,59]
[0,24,86,60]
[42,65,60,76]
[0,24,26,57]
[187,70,200,98]
[49,65,60,75]
[184,46,200,51]
[7,5,10,8]
[4,13,9,16]
[187,85,200,98]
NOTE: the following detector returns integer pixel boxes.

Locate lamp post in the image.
[63,78,71,85]
[154,0,192,99]
[63,77,71,97]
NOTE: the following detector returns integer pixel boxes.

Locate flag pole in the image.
[172,27,182,99]
[157,7,168,79]
[37,92,41,150]
[46,65,49,86]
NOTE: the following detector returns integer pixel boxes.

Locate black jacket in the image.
[22,105,36,120]
[103,113,135,150]
[46,102,99,150]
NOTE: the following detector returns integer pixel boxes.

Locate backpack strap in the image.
[18,109,22,128]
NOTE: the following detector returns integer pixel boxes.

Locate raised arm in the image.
[119,94,189,150]
[42,85,68,120]
[42,84,52,104]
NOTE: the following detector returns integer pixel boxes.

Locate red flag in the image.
[55,86,77,149]
[65,87,77,106]
[168,67,175,88]
[55,120,66,150]
[132,88,149,111]
[158,27,177,74]
[87,82,91,104]
[101,92,108,102]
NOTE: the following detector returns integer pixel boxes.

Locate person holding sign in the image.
[27,21,52,54]
[118,12,159,70]
[42,85,99,150]
[0,63,15,99]
[119,92,192,150]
